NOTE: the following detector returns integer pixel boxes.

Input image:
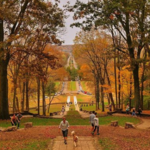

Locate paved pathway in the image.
[51,136,100,150]
[136,118,150,130]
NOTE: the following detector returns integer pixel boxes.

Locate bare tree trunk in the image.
[107,94,110,105]
[0,59,9,119]
[16,97,19,112]
[26,79,29,111]
[95,77,100,110]
[13,79,17,113]
[114,53,118,109]
[129,73,132,110]
[141,62,145,109]
[42,81,46,116]
[22,82,25,112]
[37,78,40,115]
[101,87,104,112]
[133,64,140,111]
[118,69,121,109]
[121,77,124,109]
[105,66,115,110]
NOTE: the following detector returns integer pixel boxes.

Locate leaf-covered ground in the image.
[0,126,150,150]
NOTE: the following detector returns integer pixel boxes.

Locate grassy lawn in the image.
[81,81,87,91]
[55,82,61,90]
[77,98,84,102]
[76,94,93,103]
[27,95,68,109]
[29,104,65,115]
[55,82,60,87]
[68,81,76,91]
[81,104,96,111]
[80,102,109,111]
[0,110,140,128]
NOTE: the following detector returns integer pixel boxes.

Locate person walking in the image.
[61,106,65,115]
[16,112,23,129]
[59,117,70,144]
[89,111,95,132]
[92,113,100,135]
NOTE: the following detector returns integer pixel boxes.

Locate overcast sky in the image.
[52,0,89,45]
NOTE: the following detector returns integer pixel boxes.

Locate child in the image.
[71,131,78,147]
[132,107,137,116]
[92,113,100,135]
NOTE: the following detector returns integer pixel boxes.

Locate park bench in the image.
[24,122,33,128]
[111,120,118,127]
[125,122,135,129]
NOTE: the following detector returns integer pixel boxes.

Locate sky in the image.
[52,0,89,45]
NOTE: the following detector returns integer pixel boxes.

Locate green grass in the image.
[0,111,140,128]
[81,104,96,111]
[99,116,140,126]
[67,81,77,91]
[29,104,64,115]
[55,82,60,88]
[76,94,92,103]
[55,82,60,86]
[0,139,50,150]
[77,98,83,102]
[81,81,87,91]
[0,117,61,128]
[66,110,90,125]
[69,81,76,91]
[80,103,109,111]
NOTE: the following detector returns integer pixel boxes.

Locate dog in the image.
[71,131,78,147]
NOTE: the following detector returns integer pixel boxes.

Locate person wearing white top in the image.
[59,117,69,144]
[89,111,95,132]
[92,113,100,135]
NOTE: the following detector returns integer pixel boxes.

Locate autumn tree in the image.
[0,0,65,119]
[73,30,115,110]
[68,0,150,110]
